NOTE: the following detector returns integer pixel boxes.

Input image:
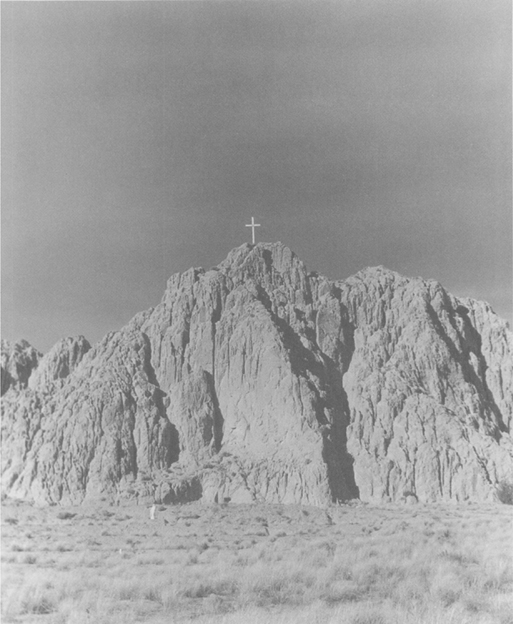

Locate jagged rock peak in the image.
[349,265,406,281]
[218,241,303,273]
[163,242,306,290]
[28,336,91,391]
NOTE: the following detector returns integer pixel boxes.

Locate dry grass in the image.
[1,499,512,623]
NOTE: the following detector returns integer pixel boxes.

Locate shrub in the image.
[57,512,76,520]
[496,480,513,505]
[144,587,163,603]
[352,614,387,624]
[21,595,56,615]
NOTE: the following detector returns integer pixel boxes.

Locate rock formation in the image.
[1,339,41,395]
[1,243,512,506]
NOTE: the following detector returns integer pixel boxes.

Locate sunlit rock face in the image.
[2,243,512,506]
[337,267,512,502]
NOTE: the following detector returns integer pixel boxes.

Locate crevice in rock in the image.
[470,444,492,485]
[141,333,180,467]
[211,289,223,381]
[261,248,273,274]
[203,370,224,452]
[180,324,191,373]
[320,354,360,502]
[208,286,225,453]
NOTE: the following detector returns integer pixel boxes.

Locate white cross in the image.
[245,216,261,244]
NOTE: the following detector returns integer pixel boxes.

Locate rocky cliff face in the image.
[2,243,512,506]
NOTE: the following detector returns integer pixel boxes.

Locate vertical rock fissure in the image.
[204,370,224,452]
[210,290,224,451]
[141,333,180,467]
[321,354,360,502]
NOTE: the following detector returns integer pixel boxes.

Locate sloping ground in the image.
[1,243,512,505]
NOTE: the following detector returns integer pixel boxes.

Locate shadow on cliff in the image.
[255,286,359,502]
[318,320,360,503]
[426,303,508,440]
[204,370,224,452]
[162,477,202,504]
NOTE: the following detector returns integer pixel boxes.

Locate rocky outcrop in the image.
[337,267,513,502]
[1,339,41,395]
[1,243,511,506]
[1,330,177,505]
[27,336,91,391]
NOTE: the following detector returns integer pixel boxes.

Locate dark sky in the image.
[2,0,511,352]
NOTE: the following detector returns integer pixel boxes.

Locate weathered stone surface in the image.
[1,340,41,395]
[1,244,511,506]
[28,336,91,391]
[337,267,513,502]
[1,330,177,504]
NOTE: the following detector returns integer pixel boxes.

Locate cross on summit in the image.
[246,216,261,244]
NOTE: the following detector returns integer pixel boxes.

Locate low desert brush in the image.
[1,501,512,624]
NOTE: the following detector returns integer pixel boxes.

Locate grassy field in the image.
[1,498,512,624]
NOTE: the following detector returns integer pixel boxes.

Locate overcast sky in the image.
[2,0,511,352]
